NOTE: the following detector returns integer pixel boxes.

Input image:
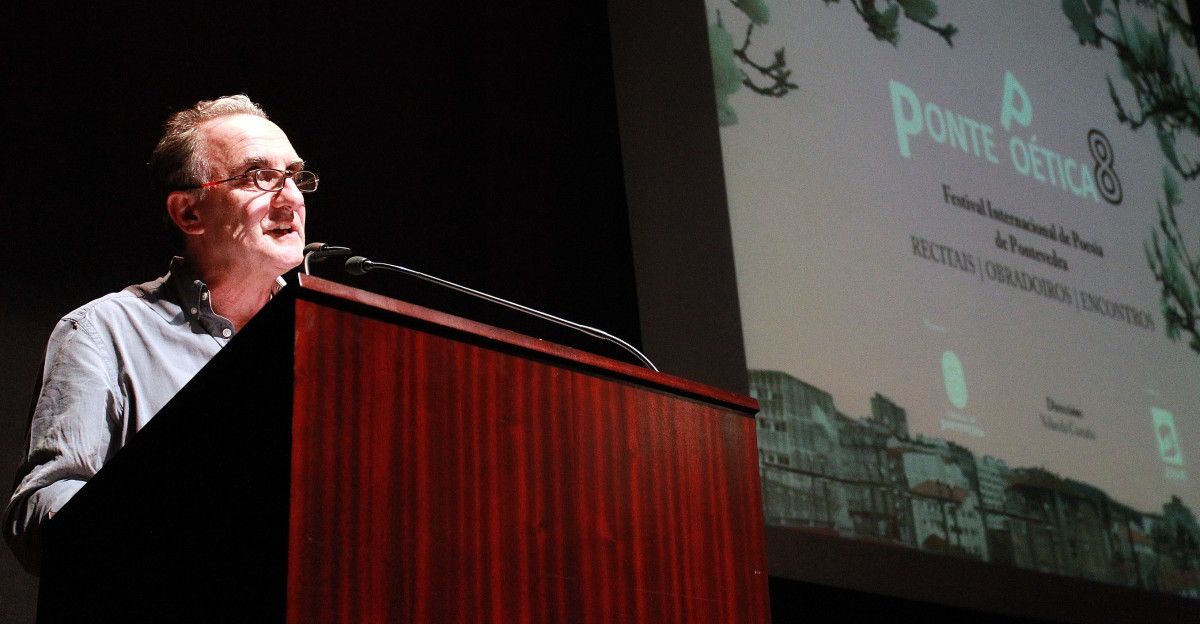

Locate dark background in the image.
[1,1,642,360]
[3,1,1198,622]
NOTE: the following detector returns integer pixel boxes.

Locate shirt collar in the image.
[167,257,289,340]
[168,256,236,339]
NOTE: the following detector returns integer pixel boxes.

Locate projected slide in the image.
[708,0,1200,596]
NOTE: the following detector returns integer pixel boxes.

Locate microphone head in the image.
[345,256,372,276]
[305,243,353,263]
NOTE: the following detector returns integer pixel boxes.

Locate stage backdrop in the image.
[707,0,1200,613]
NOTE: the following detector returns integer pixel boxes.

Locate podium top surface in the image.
[294,274,758,415]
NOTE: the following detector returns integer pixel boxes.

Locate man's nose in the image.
[273,177,306,206]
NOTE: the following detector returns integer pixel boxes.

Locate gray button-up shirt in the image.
[4,258,279,571]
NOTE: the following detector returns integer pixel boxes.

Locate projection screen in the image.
[706,0,1200,607]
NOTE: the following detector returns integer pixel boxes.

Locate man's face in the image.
[187,114,307,279]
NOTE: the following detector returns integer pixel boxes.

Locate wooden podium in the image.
[37,277,769,623]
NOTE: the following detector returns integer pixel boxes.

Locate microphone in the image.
[343,255,659,371]
[302,242,353,274]
[344,255,372,276]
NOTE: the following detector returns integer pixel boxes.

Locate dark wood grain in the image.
[287,290,769,622]
[296,275,757,413]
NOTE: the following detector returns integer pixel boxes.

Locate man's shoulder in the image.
[60,275,175,330]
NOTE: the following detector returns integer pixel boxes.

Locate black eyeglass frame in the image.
[186,168,320,193]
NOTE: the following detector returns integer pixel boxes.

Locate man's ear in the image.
[166,191,205,235]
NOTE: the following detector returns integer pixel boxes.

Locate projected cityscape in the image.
[749,369,1200,598]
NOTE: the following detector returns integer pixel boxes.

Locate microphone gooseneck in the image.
[303,242,353,274]
[343,255,658,371]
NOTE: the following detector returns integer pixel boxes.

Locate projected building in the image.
[891,436,987,560]
[869,392,908,437]
[748,369,1200,597]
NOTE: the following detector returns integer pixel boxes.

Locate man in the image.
[3,95,315,571]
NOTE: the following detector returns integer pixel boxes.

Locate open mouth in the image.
[266,224,298,238]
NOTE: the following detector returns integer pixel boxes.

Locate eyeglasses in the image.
[193,168,319,193]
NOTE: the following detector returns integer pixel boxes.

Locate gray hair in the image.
[149,94,268,198]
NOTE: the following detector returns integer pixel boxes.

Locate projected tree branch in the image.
[709,1,797,126]
[837,0,958,48]
[733,21,797,97]
[709,0,956,125]
[1063,0,1200,180]
[1064,0,1200,354]
[1145,168,1200,353]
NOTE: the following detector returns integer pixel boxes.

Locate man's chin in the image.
[280,251,305,271]
[269,238,305,270]
[253,251,303,276]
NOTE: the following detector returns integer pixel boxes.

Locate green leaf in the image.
[707,23,744,126]
[1163,302,1182,340]
[866,4,901,45]
[1085,0,1102,16]
[880,4,900,30]
[898,0,938,23]
[1178,280,1196,315]
[1179,279,1196,313]
[733,0,771,26]
[1130,17,1157,66]
[1162,165,1182,206]
[1159,131,1184,174]
[1063,0,1100,46]
[1166,244,1194,312]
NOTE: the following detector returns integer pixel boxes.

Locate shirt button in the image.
[201,291,210,301]
[189,307,198,315]
[222,328,232,338]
